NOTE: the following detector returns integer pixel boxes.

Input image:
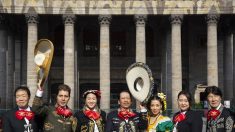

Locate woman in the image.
[146,93,173,132]
[74,90,106,132]
[173,91,203,132]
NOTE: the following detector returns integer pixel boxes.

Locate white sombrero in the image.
[126,62,154,103]
[34,39,54,87]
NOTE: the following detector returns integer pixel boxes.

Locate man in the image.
[3,85,39,132]
[32,84,77,132]
[105,90,148,132]
[205,86,234,132]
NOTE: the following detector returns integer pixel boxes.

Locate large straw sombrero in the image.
[34,39,54,87]
[126,62,154,104]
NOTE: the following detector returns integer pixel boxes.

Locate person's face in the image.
[178,94,190,111]
[15,90,30,109]
[56,90,70,107]
[118,92,132,109]
[207,93,221,109]
[150,99,162,116]
[85,93,97,110]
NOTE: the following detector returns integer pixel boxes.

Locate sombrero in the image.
[34,39,54,87]
[126,62,154,104]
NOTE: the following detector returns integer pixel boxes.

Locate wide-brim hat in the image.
[126,62,154,104]
[34,39,54,87]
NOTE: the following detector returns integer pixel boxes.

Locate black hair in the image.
[118,90,132,101]
[14,85,31,98]
[177,91,192,107]
[147,95,165,111]
[204,86,222,98]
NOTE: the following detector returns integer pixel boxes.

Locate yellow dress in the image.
[147,115,173,132]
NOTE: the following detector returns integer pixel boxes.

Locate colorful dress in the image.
[147,115,173,132]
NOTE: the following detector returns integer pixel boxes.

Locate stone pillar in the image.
[99,15,111,112]
[206,14,219,86]
[0,15,8,109]
[134,15,147,110]
[170,15,183,112]
[135,15,147,63]
[6,27,15,109]
[224,28,233,100]
[25,14,38,105]
[63,14,76,109]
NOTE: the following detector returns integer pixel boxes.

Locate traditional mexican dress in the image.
[147,114,173,132]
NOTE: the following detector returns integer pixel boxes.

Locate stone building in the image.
[0,0,234,112]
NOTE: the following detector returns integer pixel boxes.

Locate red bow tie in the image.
[84,110,100,120]
[174,113,186,123]
[15,110,34,120]
[118,110,136,120]
[56,106,72,118]
[207,109,220,120]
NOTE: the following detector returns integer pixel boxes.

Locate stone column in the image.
[0,15,8,109]
[206,14,219,86]
[7,27,15,109]
[170,15,183,112]
[63,14,76,109]
[135,15,147,63]
[134,15,147,110]
[224,27,233,100]
[99,15,111,112]
[25,14,38,105]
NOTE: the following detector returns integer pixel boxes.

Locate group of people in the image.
[0,84,235,132]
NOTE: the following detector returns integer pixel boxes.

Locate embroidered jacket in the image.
[206,105,234,132]
[32,96,77,132]
[105,109,148,132]
[74,109,106,132]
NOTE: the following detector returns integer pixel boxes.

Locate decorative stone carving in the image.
[98,15,111,25]
[134,15,147,25]
[63,14,76,25]
[206,14,219,25]
[25,13,39,24]
[170,15,183,25]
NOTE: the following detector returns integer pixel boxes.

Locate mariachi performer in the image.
[3,86,39,132]
[74,90,106,132]
[32,39,77,132]
[173,91,203,132]
[105,90,148,132]
[33,84,77,132]
[106,62,156,132]
[146,93,173,132]
[205,86,234,132]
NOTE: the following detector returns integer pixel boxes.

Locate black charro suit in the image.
[3,107,39,132]
[173,110,203,132]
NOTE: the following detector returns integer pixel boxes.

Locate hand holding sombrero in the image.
[34,39,54,88]
[126,62,154,104]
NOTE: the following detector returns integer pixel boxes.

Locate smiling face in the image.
[178,94,190,111]
[150,99,162,116]
[118,92,132,110]
[56,90,70,107]
[85,93,97,110]
[16,90,30,109]
[207,93,221,109]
